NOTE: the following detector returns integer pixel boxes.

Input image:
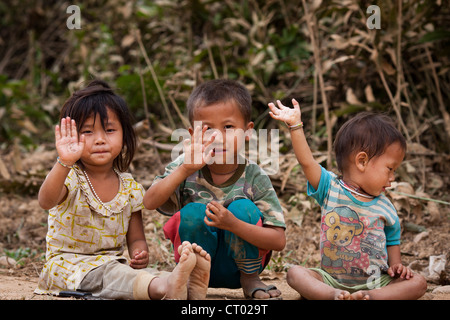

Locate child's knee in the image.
[287,266,322,286]
[287,265,307,284]
[413,273,427,297]
[180,203,207,223]
[179,202,208,233]
[227,199,262,225]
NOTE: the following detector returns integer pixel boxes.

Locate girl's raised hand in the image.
[182,124,216,173]
[268,99,302,127]
[55,117,85,166]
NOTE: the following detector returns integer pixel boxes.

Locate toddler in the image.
[268,99,427,300]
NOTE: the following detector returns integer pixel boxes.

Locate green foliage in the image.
[3,247,42,265]
[0,76,54,148]
[0,0,448,154]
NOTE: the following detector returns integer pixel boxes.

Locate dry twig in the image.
[301,0,332,169]
[134,28,175,129]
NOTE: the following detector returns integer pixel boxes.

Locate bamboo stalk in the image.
[312,68,317,135]
[302,0,332,169]
[424,45,450,139]
[389,191,450,206]
[134,28,176,129]
[204,33,219,80]
[396,0,402,122]
[138,68,151,132]
[375,58,411,141]
[168,93,190,129]
[137,58,162,167]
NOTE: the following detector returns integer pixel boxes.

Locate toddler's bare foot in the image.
[350,290,370,300]
[241,272,282,299]
[165,241,196,299]
[188,243,211,300]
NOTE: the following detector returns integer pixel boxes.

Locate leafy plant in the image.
[3,247,42,266]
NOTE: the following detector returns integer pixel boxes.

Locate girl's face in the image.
[358,142,405,197]
[191,101,253,165]
[79,108,123,169]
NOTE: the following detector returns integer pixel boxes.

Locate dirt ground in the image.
[0,145,449,300]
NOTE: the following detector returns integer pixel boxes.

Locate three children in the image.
[35,78,427,300]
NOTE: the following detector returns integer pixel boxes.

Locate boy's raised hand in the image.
[268,99,302,127]
[55,117,85,166]
[182,125,216,173]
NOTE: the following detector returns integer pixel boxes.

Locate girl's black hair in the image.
[60,79,136,172]
[334,112,407,173]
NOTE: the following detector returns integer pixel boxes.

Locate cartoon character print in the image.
[321,206,364,275]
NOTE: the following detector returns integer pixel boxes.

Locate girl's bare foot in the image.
[240,272,281,299]
[188,243,211,300]
[164,241,196,299]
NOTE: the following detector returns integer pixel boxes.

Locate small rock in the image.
[413,231,429,243]
[429,254,446,277]
[408,259,427,272]
[432,286,450,294]
[0,255,17,267]
[404,222,427,233]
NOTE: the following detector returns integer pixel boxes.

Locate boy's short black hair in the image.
[60,79,136,172]
[334,112,407,173]
[186,79,252,124]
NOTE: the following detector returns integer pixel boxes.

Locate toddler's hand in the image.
[130,249,149,269]
[55,117,85,166]
[268,99,302,127]
[388,263,413,280]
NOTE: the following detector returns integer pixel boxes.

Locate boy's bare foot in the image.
[240,272,282,299]
[335,290,351,300]
[350,290,370,300]
[188,243,211,300]
[165,241,196,299]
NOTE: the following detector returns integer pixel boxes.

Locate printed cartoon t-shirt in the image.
[152,155,285,229]
[307,166,400,286]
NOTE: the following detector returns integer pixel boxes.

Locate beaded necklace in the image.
[83,168,125,214]
[338,179,375,199]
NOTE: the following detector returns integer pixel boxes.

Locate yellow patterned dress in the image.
[35,165,144,295]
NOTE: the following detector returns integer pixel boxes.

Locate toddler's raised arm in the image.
[268,99,322,190]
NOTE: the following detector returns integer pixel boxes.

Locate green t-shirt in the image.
[152,155,285,228]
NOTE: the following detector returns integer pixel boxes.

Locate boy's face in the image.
[190,101,254,165]
[357,142,405,196]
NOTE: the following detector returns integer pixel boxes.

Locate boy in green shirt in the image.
[144,79,286,299]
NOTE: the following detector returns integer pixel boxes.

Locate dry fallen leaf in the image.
[346,88,362,105]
